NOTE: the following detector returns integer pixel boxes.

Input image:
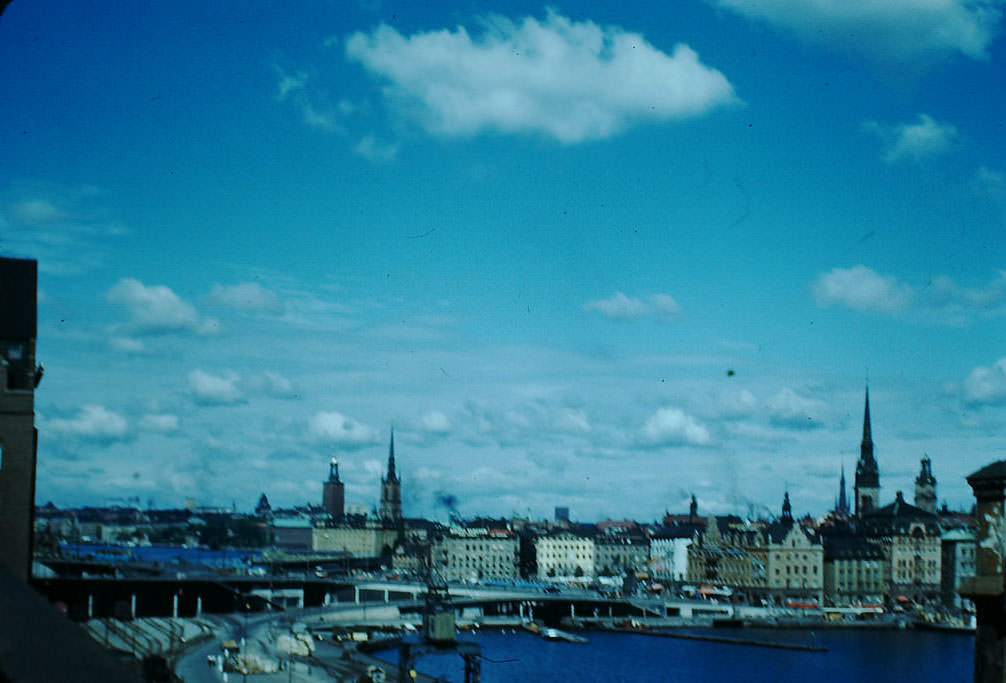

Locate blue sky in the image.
[2,0,1005,521]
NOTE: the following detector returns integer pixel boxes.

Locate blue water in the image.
[379,628,973,682]
[58,541,263,568]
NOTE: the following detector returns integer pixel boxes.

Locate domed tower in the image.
[914,455,937,514]
[854,386,880,517]
[322,454,344,520]
[380,429,402,522]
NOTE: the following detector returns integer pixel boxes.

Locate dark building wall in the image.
[0,257,38,581]
[323,480,345,519]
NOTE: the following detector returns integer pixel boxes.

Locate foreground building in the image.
[0,257,39,581]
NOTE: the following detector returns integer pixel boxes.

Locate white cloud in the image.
[353,135,399,162]
[47,405,129,442]
[420,410,451,434]
[814,266,1006,321]
[187,370,245,406]
[309,411,380,448]
[584,291,680,320]
[108,336,148,354]
[107,278,220,336]
[262,371,298,398]
[2,186,128,276]
[641,407,711,446]
[208,282,285,314]
[767,388,826,429]
[963,358,1006,406]
[864,114,958,163]
[274,66,344,133]
[813,266,913,313]
[713,0,1006,61]
[975,165,1006,202]
[140,413,180,433]
[9,198,67,225]
[556,408,591,433]
[345,11,736,144]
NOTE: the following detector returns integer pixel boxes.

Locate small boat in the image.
[542,628,588,644]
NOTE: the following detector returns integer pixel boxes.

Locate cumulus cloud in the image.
[767,388,827,429]
[864,114,958,163]
[420,410,451,434]
[2,187,127,276]
[208,282,285,314]
[108,336,148,354]
[261,371,298,398]
[9,198,67,225]
[140,413,180,433]
[107,278,219,336]
[814,266,1006,321]
[813,266,913,313]
[641,407,711,446]
[584,292,681,320]
[353,135,399,162]
[963,358,1006,406]
[274,66,344,133]
[713,0,1006,61]
[345,11,736,144]
[187,370,245,406]
[309,411,380,448]
[47,405,129,442]
[975,165,1006,202]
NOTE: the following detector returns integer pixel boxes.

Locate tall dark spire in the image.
[781,491,793,522]
[854,384,880,516]
[386,427,398,482]
[862,386,873,454]
[836,464,849,516]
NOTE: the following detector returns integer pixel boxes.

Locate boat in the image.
[542,628,588,644]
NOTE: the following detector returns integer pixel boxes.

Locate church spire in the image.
[862,385,873,454]
[386,427,398,482]
[781,491,793,522]
[836,463,849,516]
[854,384,880,516]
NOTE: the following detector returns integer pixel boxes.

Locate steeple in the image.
[914,454,937,514]
[386,427,398,482]
[861,386,873,459]
[781,491,793,522]
[689,494,698,522]
[837,464,849,516]
[328,456,341,482]
[854,384,880,516]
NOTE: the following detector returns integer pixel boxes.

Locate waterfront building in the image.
[820,524,886,605]
[914,455,937,514]
[270,517,314,550]
[854,386,880,517]
[650,525,698,582]
[860,491,942,603]
[940,527,976,609]
[595,531,650,576]
[686,514,766,594]
[313,518,399,557]
[0,257,39,581]
[322,456,345,520]
[379,429,402,522]
[433,527,519,582]
[764,493,824,603]
[536,530,595,579]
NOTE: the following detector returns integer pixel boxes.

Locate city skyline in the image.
[1,1,1005,519]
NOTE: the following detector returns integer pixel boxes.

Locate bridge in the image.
[30,575,733,625]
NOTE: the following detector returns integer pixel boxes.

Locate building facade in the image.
[536,531,595,579]
[861,491,942,603]
[0,257,38,581]
[941,527,976,609]
[914,455,937,514]
[433,529,519,582]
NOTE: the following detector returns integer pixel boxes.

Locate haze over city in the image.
[1,0,1005,520]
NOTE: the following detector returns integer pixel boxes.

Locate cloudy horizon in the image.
[2,1,1005,521]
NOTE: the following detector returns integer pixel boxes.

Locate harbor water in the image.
[377,627,973,682]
